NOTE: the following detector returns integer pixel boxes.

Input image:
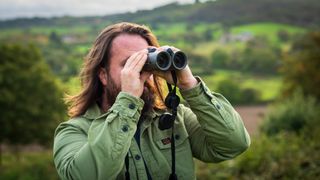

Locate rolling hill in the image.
[0,0,319,29]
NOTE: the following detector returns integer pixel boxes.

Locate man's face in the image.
[109,33,149,87]
[105,33,154,112]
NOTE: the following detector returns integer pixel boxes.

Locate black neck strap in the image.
[168,71,178,180]
[125,153,130,180]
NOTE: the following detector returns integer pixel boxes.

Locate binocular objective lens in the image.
[156,52,171,70]
[173,52,187,69]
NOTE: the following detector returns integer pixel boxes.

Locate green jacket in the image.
[53,78,250,180]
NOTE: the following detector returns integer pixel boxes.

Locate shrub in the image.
[261,90,319,135]
[281,31,320,102]
[0,151,59,180]
[211,49,229,69]
[216,78,260,105]
[196,132,320,179]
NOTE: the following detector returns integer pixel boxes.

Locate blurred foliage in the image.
[0,151,58,180]
[194,30,320,179]
[187,52,213,75]
[281,31,320,102]
[240,36,280,74]
[211,49,229,68]
[195,30,320,179]
[277,29,290,42]
[196,112,320,179]
[196,132,320,179]
[0,44,66,149]
[210,36,281,75]
[261,90,319,135]
[216,78,260,105]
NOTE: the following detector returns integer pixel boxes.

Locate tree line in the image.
[1,0,319,29]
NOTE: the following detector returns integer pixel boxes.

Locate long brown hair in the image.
[66,22,167,118]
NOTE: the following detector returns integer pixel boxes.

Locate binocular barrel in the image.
[143,48,187,71]
[171,51,187,70]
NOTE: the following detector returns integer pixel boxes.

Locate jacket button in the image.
[135,155,141,160]
[129,103,136,109]
[122,125,129,132]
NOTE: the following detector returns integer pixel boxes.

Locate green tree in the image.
[240,36,280,74]
[261,90,319,136]
[216,78,260,105]
[281,31,320,101]
[0,44,65,160]
[203,28,214,41]
[216,79,242,104]
[187,52,212,75]
[49,31,62,46]
[211,49,229,68]
[277,29,290,42]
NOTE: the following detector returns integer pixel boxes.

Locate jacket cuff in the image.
[180,76,206,99]
[111,92,145,122]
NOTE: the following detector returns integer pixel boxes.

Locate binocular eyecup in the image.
[143,48,187,71]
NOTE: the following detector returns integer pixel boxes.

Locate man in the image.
[53,22,250,180]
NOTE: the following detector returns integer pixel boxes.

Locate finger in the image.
[133,53,148,72]
[124,51,141,68]
[125,50,147,69]
[128,52,145,69]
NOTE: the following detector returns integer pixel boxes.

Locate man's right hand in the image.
[121,49,152,98]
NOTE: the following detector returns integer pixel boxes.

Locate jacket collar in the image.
[83,104,102,120]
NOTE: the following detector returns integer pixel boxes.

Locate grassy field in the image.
[202,70,282,102]
[231,22,305,42]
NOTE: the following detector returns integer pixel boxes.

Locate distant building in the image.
[62,35,87,44]
[62,35,78,44]
[220,32,253,44]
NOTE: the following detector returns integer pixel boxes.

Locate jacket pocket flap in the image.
[155,126,189,150]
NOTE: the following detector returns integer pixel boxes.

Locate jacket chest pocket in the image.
[153,123,190,152]
[152,123,195,180]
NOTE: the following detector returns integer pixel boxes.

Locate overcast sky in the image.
[0,0,197,20]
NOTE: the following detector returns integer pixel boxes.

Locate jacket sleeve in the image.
[180,77,250,163]
[53,92,144,180]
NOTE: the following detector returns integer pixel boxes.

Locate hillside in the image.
[0,0,319,29]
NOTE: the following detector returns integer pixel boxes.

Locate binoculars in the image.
[143,47,187,71]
